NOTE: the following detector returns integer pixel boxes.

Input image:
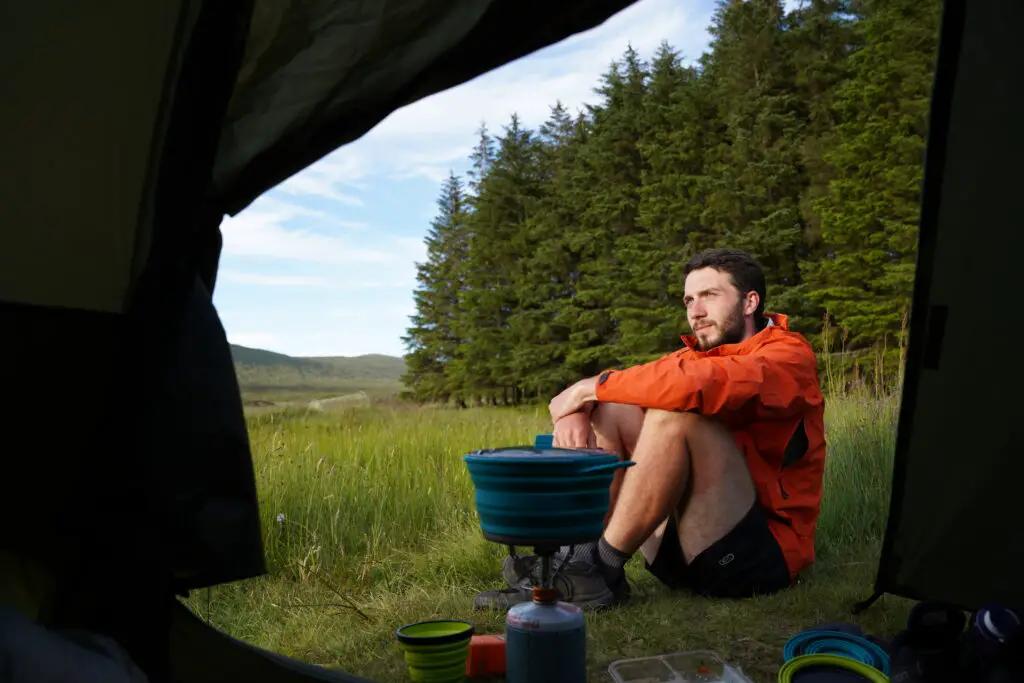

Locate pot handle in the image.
[576,460,636,475]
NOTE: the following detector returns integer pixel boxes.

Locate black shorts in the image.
[644,502,793,599]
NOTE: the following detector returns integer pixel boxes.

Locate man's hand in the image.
[548,376,600,423]
[552,411,596,449]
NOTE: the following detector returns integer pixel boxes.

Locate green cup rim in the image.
[395,619,475,646]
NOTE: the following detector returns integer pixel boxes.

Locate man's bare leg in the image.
[601,409,755,561]
[483,406,764,609]
[586,404,754,565]
[589,402,643,527]
[589,405,755,563]
[589,403,670,564]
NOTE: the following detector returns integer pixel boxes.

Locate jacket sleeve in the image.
[594,335,822,417]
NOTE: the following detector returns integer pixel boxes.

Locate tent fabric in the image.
[2,4,644,678]
[1,0,643,599]
[870,0,1024,612]
[1,605,149,683]
[1,601,378,683]
[210,0,639,215]
[167,601,376,683]
[3,2,644,680]
[1,0,249,586]
[1,2,195,315]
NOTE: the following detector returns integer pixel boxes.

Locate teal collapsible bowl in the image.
[463,446,635,546]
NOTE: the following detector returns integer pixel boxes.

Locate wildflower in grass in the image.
[276,512,287,525]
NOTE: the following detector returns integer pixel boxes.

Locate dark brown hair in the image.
[683,248,767,327]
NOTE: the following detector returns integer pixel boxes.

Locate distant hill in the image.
[230,344,407,401]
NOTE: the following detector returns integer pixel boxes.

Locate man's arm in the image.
[593,336,823,417]
[548,377,600,423]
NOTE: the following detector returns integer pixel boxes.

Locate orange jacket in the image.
[594,313,826,580]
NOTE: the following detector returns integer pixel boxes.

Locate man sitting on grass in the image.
[475,248,827,610]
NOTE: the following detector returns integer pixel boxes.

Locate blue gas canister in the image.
[505,587,587,683]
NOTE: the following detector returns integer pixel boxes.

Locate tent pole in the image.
[852,590,883,615]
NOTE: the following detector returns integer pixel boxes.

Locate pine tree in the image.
[565,46,649,376]
[455,114,545,404]
[783,0,860,341]
[702,0,810,330]
[445,125,495,403]
[786,0,858,244]
[507,102,588,399]
[618,42,716,363]
[401,171,469,402]
[805,0,941,347]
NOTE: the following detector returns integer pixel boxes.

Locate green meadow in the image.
[183,389,913,682]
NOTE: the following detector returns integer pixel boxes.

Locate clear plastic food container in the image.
[607,649,756,683]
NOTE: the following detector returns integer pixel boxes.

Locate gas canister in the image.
[505,587,587,683]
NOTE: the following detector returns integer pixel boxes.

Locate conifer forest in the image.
[402,0,941,405]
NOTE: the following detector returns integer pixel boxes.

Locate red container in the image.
[466,634,506,677]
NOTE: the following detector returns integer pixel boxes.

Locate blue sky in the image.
[212,0,724,358]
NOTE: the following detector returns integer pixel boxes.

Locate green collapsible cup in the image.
[395,620,474,682]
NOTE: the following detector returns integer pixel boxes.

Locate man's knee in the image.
[640,408,717,438]
[591,402,641,428]
[641,410,750,489]
[590,402,643,454]
[592,407,726,453]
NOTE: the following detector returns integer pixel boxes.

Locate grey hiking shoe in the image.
[469,554,547,612]
[474,552,629,612]
[499,546,577,584]
[473,585,536,611]
[501,552,541,586]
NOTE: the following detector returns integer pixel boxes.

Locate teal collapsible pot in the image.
[463,447,635,546]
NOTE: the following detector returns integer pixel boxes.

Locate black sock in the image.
[570,542,597,562]
[597,537,631,573]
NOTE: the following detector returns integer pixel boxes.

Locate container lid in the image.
[464,446,617,464]
[607,651,754,683]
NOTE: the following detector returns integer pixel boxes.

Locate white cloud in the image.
[220,196,396,265]
[275,152,370,205]
[371,0,707,140]
[388,145,476,184]
[218,271,328,286]
[265,0,714,191]
[277,175,363,206]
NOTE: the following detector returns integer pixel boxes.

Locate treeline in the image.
[402,0,940,406]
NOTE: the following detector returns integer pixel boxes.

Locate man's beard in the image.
[694,305,746,351]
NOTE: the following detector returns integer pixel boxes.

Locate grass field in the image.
[182,392,914,683]
[239,379,405,405]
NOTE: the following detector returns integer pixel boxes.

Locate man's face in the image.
[683,267,754,350]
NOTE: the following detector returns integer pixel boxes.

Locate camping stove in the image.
[463,434,634,683]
